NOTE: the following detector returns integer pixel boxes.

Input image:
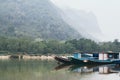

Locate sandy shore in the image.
[0,55,56,60]
[22,55,55,60]
[0,55,10,60]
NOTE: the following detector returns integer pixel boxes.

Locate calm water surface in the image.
[0,60,120,80]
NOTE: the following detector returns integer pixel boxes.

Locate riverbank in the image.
[0,54,68,60]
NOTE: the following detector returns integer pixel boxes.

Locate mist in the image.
[51,0,120,41]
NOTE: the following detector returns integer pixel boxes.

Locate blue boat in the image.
[54,52,120,65]
[69,52,120,65]
[54,53,93,64]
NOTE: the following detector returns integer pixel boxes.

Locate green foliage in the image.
[66,39,100,52]
[99,39,120,52]
[0,36,120,54]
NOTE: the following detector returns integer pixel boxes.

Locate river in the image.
[0,60,120,80]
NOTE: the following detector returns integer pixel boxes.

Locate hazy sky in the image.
[51,0,120,41]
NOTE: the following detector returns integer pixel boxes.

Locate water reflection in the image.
[0,60,56,80]
[55,63,120,74]
[0,60,120,80]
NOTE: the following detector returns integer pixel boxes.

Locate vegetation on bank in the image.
[0,36,120,55]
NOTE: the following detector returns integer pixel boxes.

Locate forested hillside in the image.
[0,0,81,40]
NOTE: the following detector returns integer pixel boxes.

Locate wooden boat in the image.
[54,56,71,64]
[54,52,120,65]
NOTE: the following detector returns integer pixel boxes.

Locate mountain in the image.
[0,0,82,40]
[60,9,102,40]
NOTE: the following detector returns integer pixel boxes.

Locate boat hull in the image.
[69,57,114,65]
[54,56,120,65]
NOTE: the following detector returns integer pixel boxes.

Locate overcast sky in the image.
[51,0,120,41]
